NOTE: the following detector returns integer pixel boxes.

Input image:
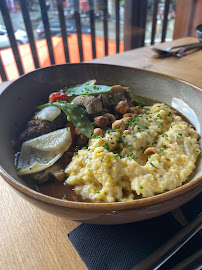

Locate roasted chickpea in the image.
[93,128,103,137]
[115,100,129,115]
[127,107,136,113]
[127,108,138,116]
[122,117,131,123]
[123,113,134,118]
[123,130,130,135]
[112,119,125,131]
[94,116,109,129]
[104,113,116,122]
[134,106,142,114]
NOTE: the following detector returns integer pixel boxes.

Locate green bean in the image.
[64,84,111,97]
[37,102,93,138]
[133,95,150,106]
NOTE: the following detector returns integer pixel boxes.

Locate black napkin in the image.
[68,194,201,270]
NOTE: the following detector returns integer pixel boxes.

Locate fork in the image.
[152,42,202,57]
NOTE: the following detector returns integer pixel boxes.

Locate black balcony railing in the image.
[0,0,173,82]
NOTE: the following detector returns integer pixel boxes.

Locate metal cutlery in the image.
[152,42,202,58]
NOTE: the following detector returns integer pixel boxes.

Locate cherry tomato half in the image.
[49,92,69,102]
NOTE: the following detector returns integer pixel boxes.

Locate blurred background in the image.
[0,0,201,81]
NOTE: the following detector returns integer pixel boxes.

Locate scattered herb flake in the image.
[157,123,163,128]
[104,142,110,151]
[127,152,135,159]
[114,146,121,152]
[92,135,102,139]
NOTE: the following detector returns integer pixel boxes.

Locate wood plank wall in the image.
[173,0,202,39]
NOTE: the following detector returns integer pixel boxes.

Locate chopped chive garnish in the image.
[104,142,110,151]
[126,152,135,159]
[114,146,120,151]
[139,186,143,189]
[157,123,163,128]
[92,135,102,139]
[150,162,155,167]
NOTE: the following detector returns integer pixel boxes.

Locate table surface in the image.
[0,37,201,270]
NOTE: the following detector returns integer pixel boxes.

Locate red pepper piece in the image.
[49,92,69,102]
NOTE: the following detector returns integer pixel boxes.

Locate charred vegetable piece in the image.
[38,102,93,138]
[64,85,111,97]
[71,95,103,114]
[133,95,150,106]
[49,92,69,102]
[17,128,72,176]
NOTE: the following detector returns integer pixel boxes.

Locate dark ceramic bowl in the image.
[0,63,201,224]
[196,24,202,42]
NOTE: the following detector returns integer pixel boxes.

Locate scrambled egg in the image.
[65,103,200,202]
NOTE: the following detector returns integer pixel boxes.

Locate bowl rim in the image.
[196,24,202,34]
[0,63,201,211]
